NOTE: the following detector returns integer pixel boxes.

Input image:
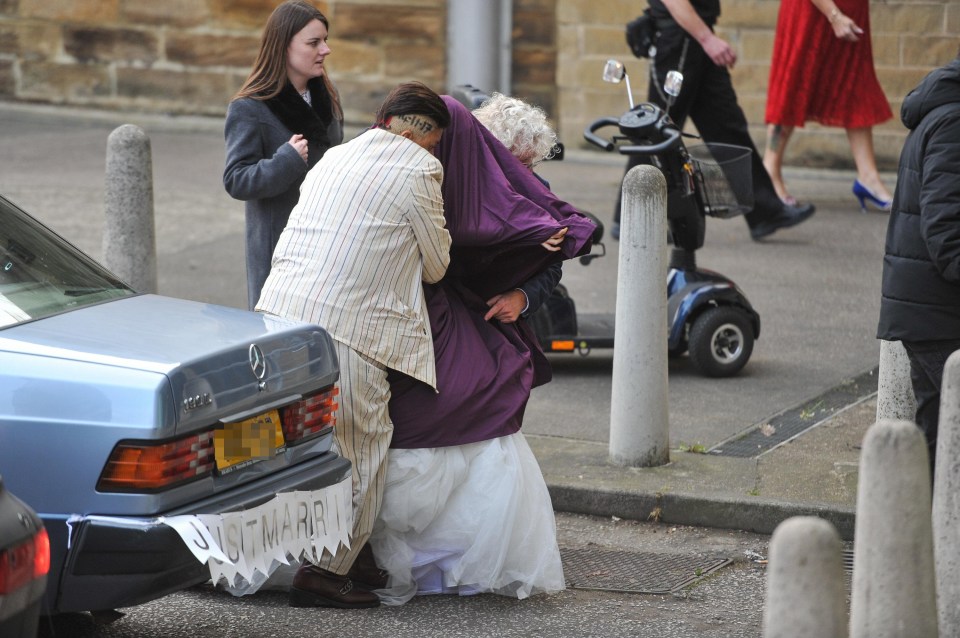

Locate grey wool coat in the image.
[223,81,343,309]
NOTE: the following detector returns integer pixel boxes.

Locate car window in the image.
[0,195,135,328]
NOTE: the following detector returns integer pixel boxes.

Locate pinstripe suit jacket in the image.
[256,128,451,389]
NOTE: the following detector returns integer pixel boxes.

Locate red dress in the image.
[765,0,892,128]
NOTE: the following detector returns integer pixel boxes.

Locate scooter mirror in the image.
[602,59,626,84]
[664,70,684,97]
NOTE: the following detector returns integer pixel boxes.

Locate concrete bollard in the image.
[849,419,938,638]
[103,124,157,293]
[876,340,916,422]
[763,516,847,638]
[933,350,960,635]
[609,164,669,467]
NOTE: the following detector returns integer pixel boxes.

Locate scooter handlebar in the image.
[583,117,619,152]
[618,127,682,156]
[583,117,684,156]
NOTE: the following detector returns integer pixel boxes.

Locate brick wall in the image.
[0,0,955,169]
[558,0,960,170]
[0,0,448,124]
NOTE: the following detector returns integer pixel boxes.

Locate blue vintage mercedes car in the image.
[0,193,350,615]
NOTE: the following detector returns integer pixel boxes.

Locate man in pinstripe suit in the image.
[257,82,452,609]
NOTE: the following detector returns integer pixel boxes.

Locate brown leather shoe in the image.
[289,564,380,609]
[346,544,389,590]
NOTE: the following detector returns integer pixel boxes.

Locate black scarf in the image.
[262,78,334,149]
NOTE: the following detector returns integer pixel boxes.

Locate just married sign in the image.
[67,476,353,588]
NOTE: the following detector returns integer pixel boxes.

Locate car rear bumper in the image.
[51,451,350,613]
[0,581,45,637]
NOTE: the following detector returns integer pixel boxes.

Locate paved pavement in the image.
[0,100,893,544]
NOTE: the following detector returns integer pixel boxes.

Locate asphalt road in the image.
[39,512,777,638]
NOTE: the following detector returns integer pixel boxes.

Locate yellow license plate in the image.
[214,409,285,473]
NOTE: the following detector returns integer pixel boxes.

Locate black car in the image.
[0,476,48,637]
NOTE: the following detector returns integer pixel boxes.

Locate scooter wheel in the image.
[688,306,754,377]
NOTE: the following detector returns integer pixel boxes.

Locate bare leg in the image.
[847,127,892,201]
[763,124,796,204]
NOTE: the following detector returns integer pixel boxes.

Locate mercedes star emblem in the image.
[249,344,267,380]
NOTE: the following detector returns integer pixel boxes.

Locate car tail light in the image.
[281,385,339,444]
[33,528,49,579]
[97,431,216,491]
[0,527,49,595]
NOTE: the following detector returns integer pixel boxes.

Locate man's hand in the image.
[542,227,568,252]
[660,0,736,68]
[484,289,528,323]
[701,33,737,68]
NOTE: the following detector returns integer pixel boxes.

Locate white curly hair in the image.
[473,93,558,168]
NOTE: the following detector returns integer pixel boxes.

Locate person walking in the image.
[764,0,893,211]
[613,0,815,241]
[223,0,343,310]
[877,51,960,481]
[256,82,452,609]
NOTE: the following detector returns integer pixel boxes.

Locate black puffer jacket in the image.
[877,56,960,341]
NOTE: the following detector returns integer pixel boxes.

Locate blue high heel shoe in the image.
[853,180,892,213]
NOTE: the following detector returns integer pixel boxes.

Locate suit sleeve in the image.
[408,160,452,284]
[223,99,307,201]
[519,261,563,316]
[919,114,960,284]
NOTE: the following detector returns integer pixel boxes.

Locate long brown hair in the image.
[233,0,342,119]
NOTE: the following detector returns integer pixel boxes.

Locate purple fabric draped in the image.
[435,97,595,299]
[388,96,596,449]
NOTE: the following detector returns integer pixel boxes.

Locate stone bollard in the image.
[933,350,960,635]
[763,516,847,638]
[103,124,157,293]
[876,340,916,422]
[609,164,669,467]
[849,419,938,638]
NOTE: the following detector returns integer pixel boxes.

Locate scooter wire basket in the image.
[687,143,754,219]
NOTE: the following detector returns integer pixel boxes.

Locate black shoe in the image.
[749,202,815,240]
[610,221,620,240]
[289,564,380,609]
[346,544,389,590]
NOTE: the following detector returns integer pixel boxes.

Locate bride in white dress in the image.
[367,93,589,605]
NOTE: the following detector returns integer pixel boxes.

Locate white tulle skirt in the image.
[368,431,565,605]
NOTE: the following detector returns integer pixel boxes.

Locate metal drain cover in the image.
[561,548,731,594]
[711,366,878,458]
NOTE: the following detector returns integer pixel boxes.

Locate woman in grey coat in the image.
[224,0,344,309]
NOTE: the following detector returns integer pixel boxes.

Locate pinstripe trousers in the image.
[317,339,393,575]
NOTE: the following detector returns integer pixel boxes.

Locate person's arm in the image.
[520,262,563,315]
[223,100,308,201]
[484,261,563,323]
[483,289,528,323]
[919,115,960,283]
[408,160,452,284]
[808,0,862,42]
[660,0,737,68]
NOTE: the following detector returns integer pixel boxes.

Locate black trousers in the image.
[615,22,783,228]
[901,339,960,479]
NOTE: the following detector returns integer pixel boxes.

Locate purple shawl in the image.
[387,96,596,449]
[434,96,595,298]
